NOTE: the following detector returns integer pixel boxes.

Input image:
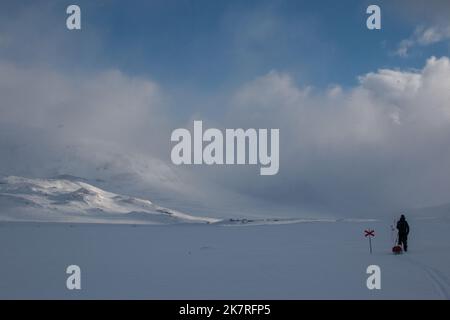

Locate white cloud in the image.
[218,56,450,214]
[0,61,168,149]
[0,60,195,199]
[396,25,450,57]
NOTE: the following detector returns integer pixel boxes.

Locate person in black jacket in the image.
[396,214,410,252]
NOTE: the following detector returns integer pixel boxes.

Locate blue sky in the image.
[4,0,449,91]
[72,0,446,89]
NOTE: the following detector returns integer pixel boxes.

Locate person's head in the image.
[400,214,405,220]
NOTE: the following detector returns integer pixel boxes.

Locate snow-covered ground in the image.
[1,176,450,299]
[0,176,218,224]
[1,218,450,299]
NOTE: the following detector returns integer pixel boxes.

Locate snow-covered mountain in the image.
[0,176,219,224]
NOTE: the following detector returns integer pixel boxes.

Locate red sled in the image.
[392,245,403,254]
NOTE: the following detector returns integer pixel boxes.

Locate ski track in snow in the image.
[2,176,450,299]
[1,214,449,298]
[403,256,450,299]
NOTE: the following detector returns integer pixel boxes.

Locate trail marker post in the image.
[364,229,375,254]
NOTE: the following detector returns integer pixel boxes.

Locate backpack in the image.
[397,219,408,234]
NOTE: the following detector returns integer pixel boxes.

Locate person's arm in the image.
[406,221,410,235]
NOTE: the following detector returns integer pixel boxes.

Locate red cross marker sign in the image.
[365,229,375,237]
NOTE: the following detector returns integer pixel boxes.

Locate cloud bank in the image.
[215,56,450,215]
[2,52,450,218]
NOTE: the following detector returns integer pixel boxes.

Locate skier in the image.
[396,214,410,252]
